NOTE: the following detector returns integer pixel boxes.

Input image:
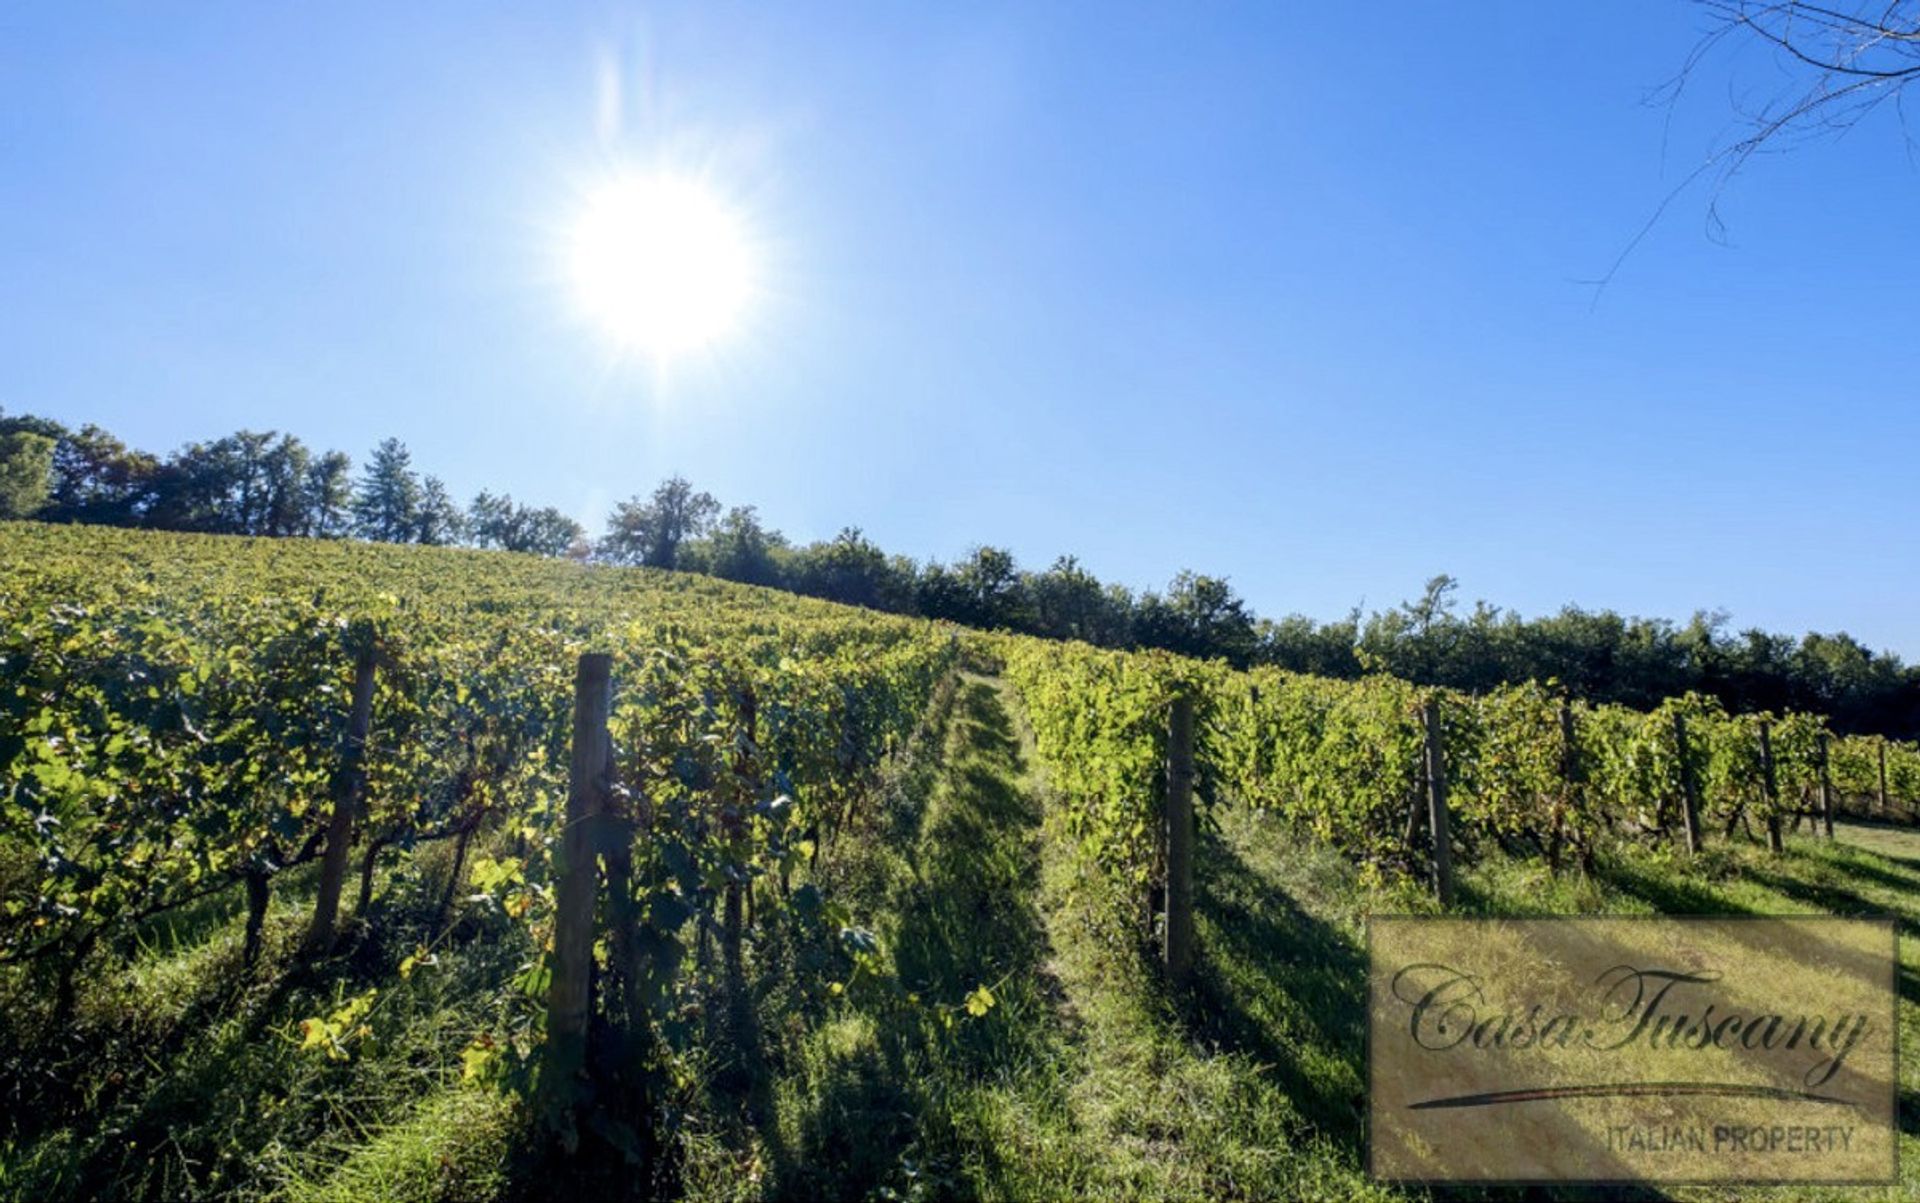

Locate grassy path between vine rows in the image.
[709,674,1393,1200]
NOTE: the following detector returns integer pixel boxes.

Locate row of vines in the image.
[0,523,959,1163]
[1004,637,1920,928]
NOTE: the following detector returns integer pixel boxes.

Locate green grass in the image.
[0,839,532,1202]
[274,1081,515,1203]
[692,676,1396,1201]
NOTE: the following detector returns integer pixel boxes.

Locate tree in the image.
[1026,556,1137,646]
[1137,571,1257,666]
[1683,3,1920,169]
[516,507,586,558]
[701,505,786,587]
[146,436,242,533]
[791,527,916,612]
[352,438,420,543]
[257,434,314,537]
[0,409,64,441]
[955,546,1031,630]
[1358,574,1460,683]
[1028,555,1105,643]
[1606,2,1920,286]
[468,491,516,549]
[1404,573,1459,635]
[1254,610,1362,678]
[470,490,583,556]
[915,563,969,625]
[1726,627,1800,715]
[918,546,1031,630]
[413,475,465,546]
[302,452,354,537]
[598,476,719,569]
[0,431,54,519]
[145,431,315,536]
[1793,631,1887,725]
[44,424,157,524]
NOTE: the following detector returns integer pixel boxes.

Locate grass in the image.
[274,1081,515,1203]
[6,673,1918,1201]
[0,838,532,1202]
[694,675,1397,1200]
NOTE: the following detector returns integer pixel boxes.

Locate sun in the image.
[568,172,756,359]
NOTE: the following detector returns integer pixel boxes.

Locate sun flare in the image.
[568,172,756,359]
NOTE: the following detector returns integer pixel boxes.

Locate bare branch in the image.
[1593,1,1918,299]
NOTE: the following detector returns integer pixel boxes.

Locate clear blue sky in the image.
[3,3,1915,657]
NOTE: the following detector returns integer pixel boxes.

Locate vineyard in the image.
[0,523,961,1198]
[3,520,1919,1201]
[1004,639,1920,949]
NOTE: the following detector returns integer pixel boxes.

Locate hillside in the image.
[1,522,1916,1201]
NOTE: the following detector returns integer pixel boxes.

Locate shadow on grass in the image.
[1587,854,1765,917]
[1741,862,1916,924]
[754,679,1058,1200]
[1,902,309,1162]
[1179,836,1667,1199]
[0,858,542,1203]
[1857,849,1920,875]
[1181,827,1368,1145]
[1795,851,1920,902]
[1899,964,1920,1011]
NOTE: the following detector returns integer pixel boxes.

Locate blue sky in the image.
[2,3,1915,657]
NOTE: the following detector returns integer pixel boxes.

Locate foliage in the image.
[0,522,959,1167]
[352,437,423,543]
[0,431,54,520]
[1002,631,1920,911]
[3,407,1915,739]
[468,490,585,558]
[599,476,719,569]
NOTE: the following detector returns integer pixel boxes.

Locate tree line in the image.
[0,414,583,556]
[3,408,1915,739]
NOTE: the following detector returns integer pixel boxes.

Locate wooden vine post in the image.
[603,745,645,1040]
[1673,712,1703,856]
[1816,733,1835,840]
[1758,720,1784,854]
[1162,693,1195,979]
[1556,701,1585,869]
[598,722,651,1158]
[721,685,759,1066]
[1879,739,1891,816]
[724,687,757,958]
[1558,702,1579,783]
[304,646,378,955]
[1422,699,1455,907]
[243,868,273,967]
[546,653,612,1106]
